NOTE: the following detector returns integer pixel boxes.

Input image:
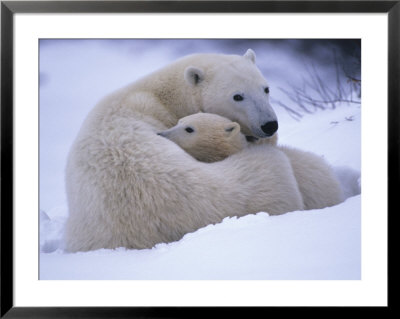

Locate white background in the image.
[14,13,387,306]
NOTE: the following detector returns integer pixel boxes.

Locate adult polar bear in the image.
[64,49,329,252]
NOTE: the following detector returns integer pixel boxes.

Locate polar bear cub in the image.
[159,112,344,210]
[158,113,247,162]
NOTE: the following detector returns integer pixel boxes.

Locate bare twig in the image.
[270,97,303,121]
[276,51,361,118]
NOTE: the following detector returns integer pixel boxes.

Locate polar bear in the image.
[160,112,344,210]
[279,146,344,210]
[64,49,304,252]
[158,113,247,162]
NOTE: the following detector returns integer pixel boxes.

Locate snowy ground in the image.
[39,40,361,280]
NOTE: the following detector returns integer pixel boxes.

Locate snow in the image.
[41,197,360,280]
[39,40,361,280]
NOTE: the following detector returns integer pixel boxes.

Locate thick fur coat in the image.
[158,113,247,163]
[160,112,343,210]
[64,50,305,252]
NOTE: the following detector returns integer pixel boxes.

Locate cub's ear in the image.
[244,48,256,64]
[224,122,240,138]
[184,66,204,85]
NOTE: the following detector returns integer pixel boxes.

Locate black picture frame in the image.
[1,1,397,317]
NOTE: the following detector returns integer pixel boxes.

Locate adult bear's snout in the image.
[260,121,278,136]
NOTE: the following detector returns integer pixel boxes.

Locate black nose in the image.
[260,121,278,136]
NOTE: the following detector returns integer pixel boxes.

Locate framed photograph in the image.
[1,0,397,317]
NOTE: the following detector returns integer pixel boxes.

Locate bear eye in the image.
[264,87,270,94]
[233,94,244,101]
[185,127,194,133]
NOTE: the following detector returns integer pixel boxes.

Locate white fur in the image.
[161,112,344,210]
[158,113,246,163]
[280,146,344,210]
[64,51,303,252]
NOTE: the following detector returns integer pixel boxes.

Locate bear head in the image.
[158,113,246,162]
[184,49,278,140]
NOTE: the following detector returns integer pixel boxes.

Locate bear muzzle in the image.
[260,120,278,137]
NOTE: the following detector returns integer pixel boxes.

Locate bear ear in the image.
[184,66,204,86]
[224,122,240,138]
[244,49,256,64]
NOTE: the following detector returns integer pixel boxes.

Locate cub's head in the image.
[184,49,278,141]
[158,113,247,163]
